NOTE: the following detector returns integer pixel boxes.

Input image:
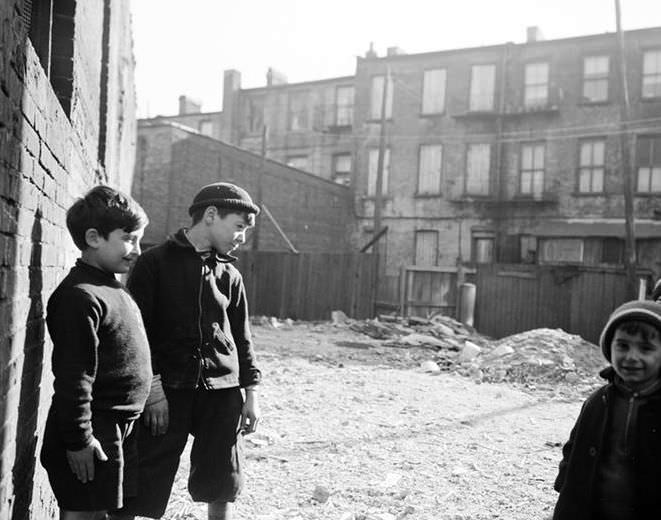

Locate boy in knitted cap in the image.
[112,183,261,520]
[552,300,661,519]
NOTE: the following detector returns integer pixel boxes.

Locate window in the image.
[415,230,438,266]
[286,156,308,170]
[370,75,393,119]
[27,0,76,116]
[422,68,446,114]
[539,238,584,263]
[332,154,352,186]
[465,144,491,195]
[520,143,545,198]
[636,135,661,193]
[288,92,309,130]
[335,86,354,126]
[524,62,549,107]
[578,140,605,193]
[520,235,538,263]
[417,145,443,194]
[469,64,495,111]
[367,148,390,196]
[642,50,661,99]
[583,56,609,102]
[473,238,494,263]
[199,120,213,136]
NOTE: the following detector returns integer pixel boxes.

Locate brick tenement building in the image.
[156,26,661,304]
[0,1,137,518]
[134,120,353,252]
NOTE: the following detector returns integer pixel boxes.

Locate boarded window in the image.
[466,143,491,195]
[417,144,442,194]
[469,64,495,111]
[643,50,661,99]
[524,62,549,107]
[367,148,390,196]
[539,238,584,263]
[473,237,494,263]
[335,86,354,126]
[370,75,393,119]
[520,143,545,198]
[415,230,438,266]
[583,56,609,102]
[422,69,446,114]
[637,135,661,193]
[578,139,605,193]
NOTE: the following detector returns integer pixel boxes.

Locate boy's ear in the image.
[84,228,102,248]
[203,206,219,223]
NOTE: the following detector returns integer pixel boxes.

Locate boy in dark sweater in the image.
[41,186,152,520]
[553,300,661,519]
[113,182,261,520]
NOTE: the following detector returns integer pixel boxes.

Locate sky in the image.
[130,0,661,119]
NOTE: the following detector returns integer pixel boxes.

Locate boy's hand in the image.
[241,389,260,434]
[66,437,108,483]
[144,398,169,436]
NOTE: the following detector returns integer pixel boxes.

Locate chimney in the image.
[178,95,201,115]
[526,26,544,43]
[365,42,377,59]
[386,46,405,57]
[266,67,288,86]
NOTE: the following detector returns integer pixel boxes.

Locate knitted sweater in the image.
[46,260,152,450]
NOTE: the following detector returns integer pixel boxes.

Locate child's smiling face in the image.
[611,321,661,390]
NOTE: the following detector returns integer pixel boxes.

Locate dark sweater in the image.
[46,260,152,450]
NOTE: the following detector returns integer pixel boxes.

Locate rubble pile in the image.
[459,328,607,386]
[253,313,607,388]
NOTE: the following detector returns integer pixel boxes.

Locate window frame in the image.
[367,147,391,196]
[414,229,439,267]
[421,68,447,115]
[582,55,610,103]
[636,134,661,193]
[524,61,550,108]
[370,74,394,120]
[335,85,354,127]
[464,143,492,196]
[519,142,546,198]
[642,49,661,100]
[332,153,352,186]
[577,138,606,194]
[417,144,443,195]
[468,63,496,112]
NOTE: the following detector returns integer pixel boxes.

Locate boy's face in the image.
[208,211,253,254]
[611,324,661,390]
[85,227,144,273]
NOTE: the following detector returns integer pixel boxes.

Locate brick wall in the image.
[134,122,355,253]
[0,1,136,518]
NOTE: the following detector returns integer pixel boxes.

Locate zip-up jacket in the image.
[127,229,261,390]
[553,367,661,519]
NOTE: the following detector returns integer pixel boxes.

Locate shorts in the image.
[118,387,244,518]
[40,408,137,512]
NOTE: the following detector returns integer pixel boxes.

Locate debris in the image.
[420,360,441,375]
[332,310,349,324]
[312,485,331,503]
[458,341,481,362]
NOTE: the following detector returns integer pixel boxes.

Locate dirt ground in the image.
[154,321,600,520]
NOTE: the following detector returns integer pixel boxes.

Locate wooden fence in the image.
[474,264,650,344]
[234,251,378,320]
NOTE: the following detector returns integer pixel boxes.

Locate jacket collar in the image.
[601,365,661,397]
[168,228,237,264]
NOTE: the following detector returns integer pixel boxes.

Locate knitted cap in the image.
[599,300,661,361]
[188,182,260,216]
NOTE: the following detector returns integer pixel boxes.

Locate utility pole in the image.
[373,66,390,258]
[252,124,267,251]
[614,0,638,298]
